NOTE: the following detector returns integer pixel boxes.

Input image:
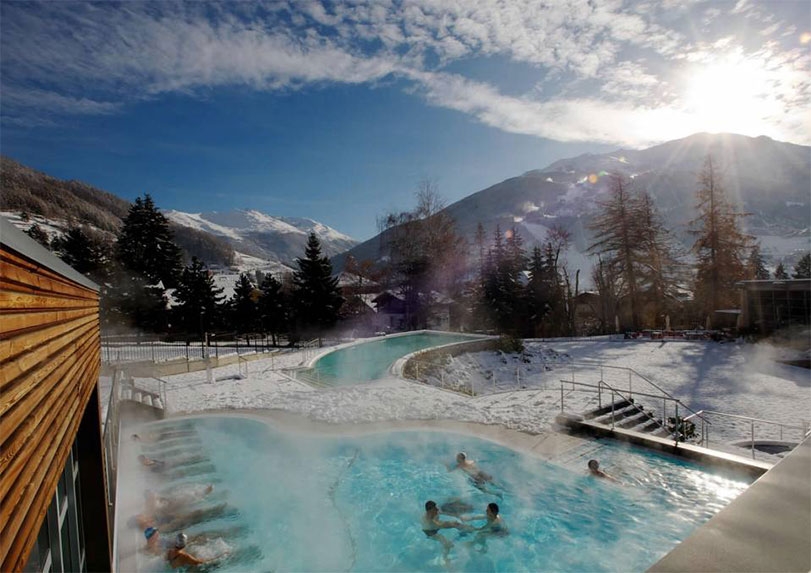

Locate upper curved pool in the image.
[122,415,751,572]
[310,332,478,385]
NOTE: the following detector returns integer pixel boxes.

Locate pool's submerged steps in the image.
[120,419,264,572]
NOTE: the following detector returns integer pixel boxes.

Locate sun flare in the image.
[682,59,776,134]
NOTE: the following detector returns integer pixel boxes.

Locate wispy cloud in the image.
[1,0,809,145]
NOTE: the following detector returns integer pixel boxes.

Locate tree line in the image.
[22,156,811,340]
[24,194,343,341]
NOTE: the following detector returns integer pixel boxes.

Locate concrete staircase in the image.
[581,398,669,438]
[118,379,164,411]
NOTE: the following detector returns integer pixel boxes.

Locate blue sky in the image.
[2,1,809,240]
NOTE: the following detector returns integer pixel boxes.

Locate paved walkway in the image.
[650,435,811,572]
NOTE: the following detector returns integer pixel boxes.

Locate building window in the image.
[23,438,88,573]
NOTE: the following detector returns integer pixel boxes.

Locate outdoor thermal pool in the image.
[120,415,752,572]
[307,332,479,384]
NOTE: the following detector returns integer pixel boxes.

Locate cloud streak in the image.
[1,0,809,145]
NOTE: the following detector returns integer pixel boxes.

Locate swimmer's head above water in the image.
[175,533,187,549]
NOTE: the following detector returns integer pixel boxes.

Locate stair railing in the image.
[560,378,706,443]
[565,362,710,438]
[685,410,811,458]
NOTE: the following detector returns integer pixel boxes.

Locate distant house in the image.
[372,291,407,331]
[425,291,453,331]
[737,278,811,334]
[339,293,378,334]
[336,271,379,295]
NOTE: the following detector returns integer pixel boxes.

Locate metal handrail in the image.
[688,409,810,429]
[559,377,709,444]
[560,379,685,404]
[685,409,811,458]
[560,379,671,437]
[566,361,709,426]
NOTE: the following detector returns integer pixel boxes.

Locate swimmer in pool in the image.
[588,459,620,483]
[144,484,215,516]
[421,500,469,561]
[166,533,227,569]
[136,502,235,532]
[448,452,504,497]
[138,454,165,471]
[462,503,508,550]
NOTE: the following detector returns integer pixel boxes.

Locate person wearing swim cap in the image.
[165,532,204,568]
[143,526,167,556]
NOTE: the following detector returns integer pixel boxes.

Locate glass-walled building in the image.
[738,279,811,334]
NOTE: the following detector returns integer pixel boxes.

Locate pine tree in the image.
[259,274,289,345]
[116,194,183,288]
[793,252,811,279]
[588,174,643,329]
[480,227,506,332]
[173,257,225,335]
[690,156,751,318]
[54,226,111,283]
[502,227,527,333]
[24,224,51,248]
[746,243,770,280]
[475,222,487,279]
[103,273,168,333]
[526,246,549,336]
[477,226,530,335]
[230,273,260,334]
[292,233,343,338]
[774,262,789,280]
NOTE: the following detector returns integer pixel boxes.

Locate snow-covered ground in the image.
[123,337,811,463]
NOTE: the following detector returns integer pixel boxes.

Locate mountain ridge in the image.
[335,132,811,277]
[0,156,358,270]
[2,132,808,282]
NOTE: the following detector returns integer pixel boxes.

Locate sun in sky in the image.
[682,57,778,135]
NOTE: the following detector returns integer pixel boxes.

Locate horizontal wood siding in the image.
[0,246,101,571]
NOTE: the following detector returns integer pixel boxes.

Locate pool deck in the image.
[649,434,811,573]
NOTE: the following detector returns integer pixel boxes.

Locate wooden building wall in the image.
[0,239,102,571]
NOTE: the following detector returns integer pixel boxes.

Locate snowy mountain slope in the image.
[164,208,358,267]
[336,133,811,280]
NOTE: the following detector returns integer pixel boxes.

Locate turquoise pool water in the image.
[310,332,477,385]
[129,417,751,572]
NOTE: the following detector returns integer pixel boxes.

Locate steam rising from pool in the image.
[119,415,751,572]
